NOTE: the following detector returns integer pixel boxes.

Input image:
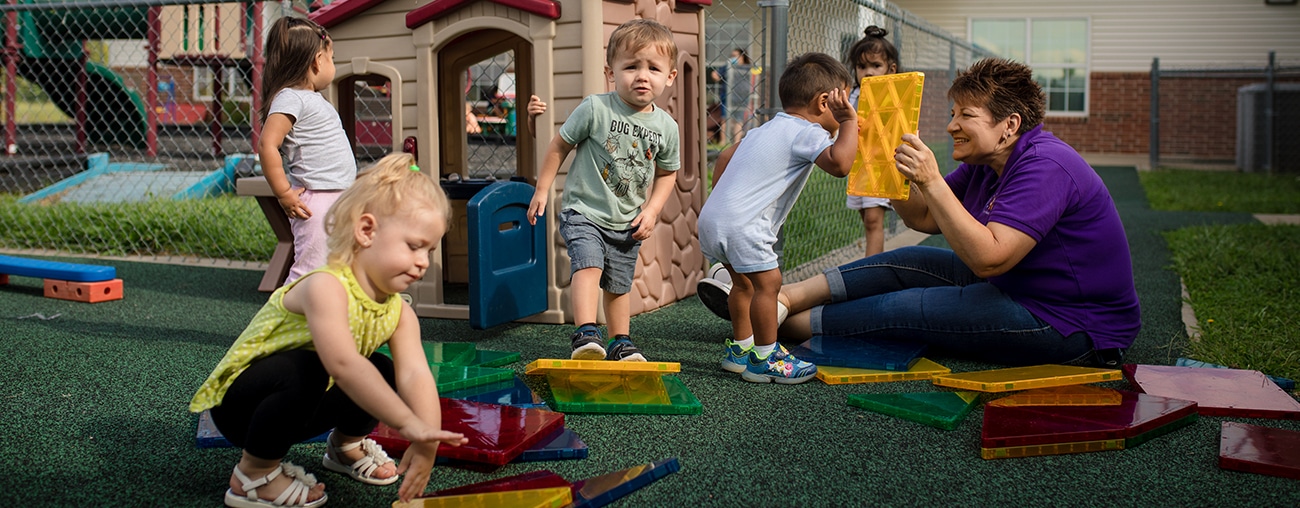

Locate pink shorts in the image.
[285,188,343,285]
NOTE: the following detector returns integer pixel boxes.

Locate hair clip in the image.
[409,164,420,172]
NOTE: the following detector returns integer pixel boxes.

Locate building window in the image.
[970,18,1088,115]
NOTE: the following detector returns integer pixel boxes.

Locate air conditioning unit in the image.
[1236,83,1300,172]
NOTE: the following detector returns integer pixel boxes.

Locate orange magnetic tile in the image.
[932,364,1122,393]
[987,385,1125,407]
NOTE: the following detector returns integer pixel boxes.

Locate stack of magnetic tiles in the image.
[523,358,702,415]
[820,335,1300,474]
[393,457,680,508]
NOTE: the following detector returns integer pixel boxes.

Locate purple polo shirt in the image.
[945,126,1141,349]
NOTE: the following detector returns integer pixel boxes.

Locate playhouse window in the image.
[350,78,393,163]
[464,50,521,179]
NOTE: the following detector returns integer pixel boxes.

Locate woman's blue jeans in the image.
[809,246,1094,366]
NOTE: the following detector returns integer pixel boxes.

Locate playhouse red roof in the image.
[310,0,561,29]
[406,0,560,28]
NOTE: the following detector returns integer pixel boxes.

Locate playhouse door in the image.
[466,181,547,329]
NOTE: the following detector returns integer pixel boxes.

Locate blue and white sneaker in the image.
[605,335,647,362]
[721,339,750,373]
[570,325,606,360]
[741,344,817,384]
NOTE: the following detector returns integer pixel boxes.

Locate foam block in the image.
[0,254,116,282]
[44,278,123,303]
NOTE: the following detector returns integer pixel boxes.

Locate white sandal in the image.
[224,462,327,508]
[322,433,399,486]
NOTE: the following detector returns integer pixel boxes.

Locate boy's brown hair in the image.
[605,18,678,67]
[778,53,854,109]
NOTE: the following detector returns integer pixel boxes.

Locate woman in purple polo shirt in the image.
[770,58,1140,366]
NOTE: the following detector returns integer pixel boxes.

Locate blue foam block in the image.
[0,255,115,282]
[789,336,925,371]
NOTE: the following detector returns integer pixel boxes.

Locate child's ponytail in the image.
[259,16,331,121]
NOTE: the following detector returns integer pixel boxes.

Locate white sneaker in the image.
[706,262,732,284]
[697,271,788,325]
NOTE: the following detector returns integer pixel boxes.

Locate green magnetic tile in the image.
[1125,413,1198,449]
[932,364,1122,392]
[376,341,476,367]
[846,391,979,430]
[471,349,522,367]
[981,439,1125,460]
[547,375,702,415]
[816,358,951,385]
[431,364,515,392]
[548,372,670,406]
[525,358,680,375]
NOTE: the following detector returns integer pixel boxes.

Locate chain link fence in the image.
[0,0,987,275]
[704,0,993,279]
[1150,52,1300,173]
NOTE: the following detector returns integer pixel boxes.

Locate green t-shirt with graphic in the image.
[558,92,681,230]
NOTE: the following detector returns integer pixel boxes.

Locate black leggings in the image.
[209,349,395,460]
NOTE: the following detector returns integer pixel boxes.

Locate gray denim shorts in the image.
[559,209,641,294]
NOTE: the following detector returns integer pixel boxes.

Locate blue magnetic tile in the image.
[442,375,548,409]
[790,336,925,371]
[196,410,326,448]
[515,427,588,462]
[570,457,680,508]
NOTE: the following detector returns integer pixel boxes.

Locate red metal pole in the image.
[4,0,19,155]
[146,6,160,157]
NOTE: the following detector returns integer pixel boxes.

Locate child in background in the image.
[846,25,901,258]
[697,53,857,384]
[527,19,681,362]
[257,16,357,285]
[190,153,468,507]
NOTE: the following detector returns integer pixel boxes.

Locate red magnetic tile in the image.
[982,389,1197,448]
[1123,364,1300,419]
[369,398,565,466]
[428,470,571,497]
[1219,421,1300,480]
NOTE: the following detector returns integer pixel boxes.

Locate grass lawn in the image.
[1142,168,1300,381]
[1139,168,1300,213]
[0,194,273,260]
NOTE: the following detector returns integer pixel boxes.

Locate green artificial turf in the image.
[1,166,1298,507]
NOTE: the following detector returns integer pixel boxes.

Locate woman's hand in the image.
[893,133,943,187]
